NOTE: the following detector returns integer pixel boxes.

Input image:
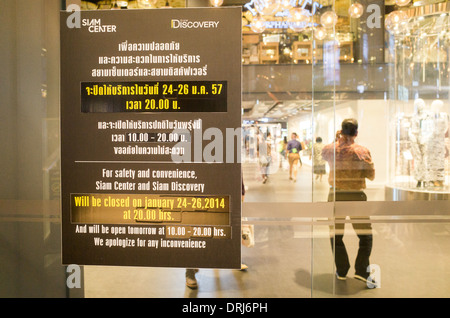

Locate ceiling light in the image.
[210,0,223,7]
[320,11,338,28]
[314,26,326,40]
[250,15,266,33]
[290,7,310,22]
[385,10,409,33]
[288,7,310,32]
[348,2,364,19]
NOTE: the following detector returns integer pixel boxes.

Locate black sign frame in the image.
[60,7,242,269]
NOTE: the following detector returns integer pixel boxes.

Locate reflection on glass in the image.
[311,137,326,183]
[388,12,450,200]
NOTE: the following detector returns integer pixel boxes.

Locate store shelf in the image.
[292,41,312,63]
[259,42,279,64]
[242,33,260,65]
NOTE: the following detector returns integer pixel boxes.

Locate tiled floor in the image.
[84,221,450,298]
[83,159,450,298]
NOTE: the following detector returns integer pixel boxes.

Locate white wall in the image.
[287,99,389,187]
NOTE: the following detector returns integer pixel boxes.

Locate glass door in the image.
[311,0,450,298]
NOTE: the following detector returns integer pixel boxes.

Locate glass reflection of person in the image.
[310,137,326,182]
[322,118,376,287]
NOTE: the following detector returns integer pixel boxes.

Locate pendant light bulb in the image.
[320,11,338,28]
[385,10,409,33]
[210,0,223,7]
[314,26,327,40]
[288,7,310,32]
[250,15,267,33]
[348,2,364,19]
[290,7,310,23]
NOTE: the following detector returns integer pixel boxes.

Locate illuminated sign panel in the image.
[60,8,242,269]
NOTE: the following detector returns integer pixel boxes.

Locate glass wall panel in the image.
[387,6,450,199]
[0,0,77,297]
[2,0,449,299]
[70,0,329,297]
[311,0,450,298]
[239,0,335,299]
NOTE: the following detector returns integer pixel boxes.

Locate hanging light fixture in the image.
[395,0,411,6]
[320,11,338,28]
[348,2,364,19]
[254,0,280,16]
[250,15,267,33]
[288,7,310,32]
[210,0,223,7]
[314,26,327,40]
[384,13,395,32]
[385,10,409,33]
[290,7,310,23]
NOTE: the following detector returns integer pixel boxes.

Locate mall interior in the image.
[0,0,449,298]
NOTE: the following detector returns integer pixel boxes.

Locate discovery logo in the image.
[171,19,220,29]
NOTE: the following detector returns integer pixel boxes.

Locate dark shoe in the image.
[186,269,199,289]
[335,272,347,281]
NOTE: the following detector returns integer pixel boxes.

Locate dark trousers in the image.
[328,191,373,278]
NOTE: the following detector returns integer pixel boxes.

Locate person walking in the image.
[286,132,302,182]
